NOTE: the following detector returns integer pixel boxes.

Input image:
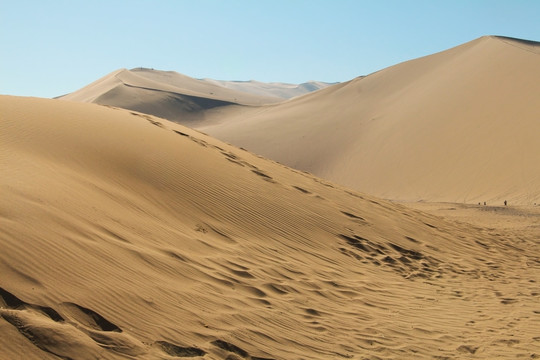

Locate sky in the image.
[1,0,539,98]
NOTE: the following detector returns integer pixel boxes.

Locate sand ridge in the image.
[58,36,540,205]
[61,67,283,105]
[195,36,540,205]
[58,68,333,124]
[201,78,335,100]
[1,96,539,359]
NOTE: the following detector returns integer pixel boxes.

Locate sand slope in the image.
[201,78,335,100]
[59,68,333,124]
[198,36,540,205]
[58,68,281,123]
[1,96,539,359]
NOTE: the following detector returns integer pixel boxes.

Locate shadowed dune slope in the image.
[58,68,282,122]
[1,96,539,359]
[58,68,333,124]
[198,36,540,205]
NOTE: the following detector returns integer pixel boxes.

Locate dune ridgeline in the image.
[62,36,540,205]
[195,36,540,205]
[58,68,332,123]
[1,96,539,359]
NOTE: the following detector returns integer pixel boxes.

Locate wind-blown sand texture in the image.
[59,68,332,123]
[1,96,539,359]
[196,36,540,205]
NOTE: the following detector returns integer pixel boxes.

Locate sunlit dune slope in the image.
[201,78,335,100]
[198,36,540,205]
[1,96,539,359]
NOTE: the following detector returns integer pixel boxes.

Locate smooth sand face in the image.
[2,96,539,359]
[59,68,284,123]
[201,78,335,99]
[59,36,540,205]
[58,68,332,125]
[62,67,284,105]
[197,36,540,205]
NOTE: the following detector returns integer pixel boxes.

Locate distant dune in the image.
[2,96,539,359]
[197,36,540,205]
[58,68,333,122]
[202,78,336,100]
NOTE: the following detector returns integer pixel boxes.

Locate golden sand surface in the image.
[1,96,539,359]
[196,36,540,205]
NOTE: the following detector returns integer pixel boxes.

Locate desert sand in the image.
[1,96,539,359]
[201,78,335,100]
[60,36,540,206]
[194,36,540,205]
[59,68,332,124]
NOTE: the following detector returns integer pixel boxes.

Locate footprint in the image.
[345,191,364,199]
[339,234,382,254]
[1,309,103,359]
[238,285,267,298]
[475,240,490,249]
[227,158,246,167]
[304,308,321,316]
[174,130,190,137]
[405,236,420,244]
[211,144,225,151]
[388,243,424,260]
[61,302,122,332]
[0,288,105,359]
[0,286,34,308]
[229,269,255,279]
[212,339,276,359]
[423,222,437,229]
[162,249,189,262]
[212,339,249,357]
[293,186,311,194]
[155,340,206,357]
[130,112,164,127]
[0,287,63,322]
[456,345,478,354]
[191,137,209,147]
[57,303,150,356]
[221,151,238,160]
[148,119,163,127]
[263,283,290,295]
[495,339,520,346]
[382,256,397,264]
[341,211,365,221]
[1,288,149,358]
[251,169,274,182]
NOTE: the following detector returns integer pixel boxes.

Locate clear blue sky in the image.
[1,0,539,98]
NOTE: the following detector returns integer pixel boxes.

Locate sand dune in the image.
[197,36,540,205]
[58,68,332,123]
[2,96,539,359]
[201,78,335,100]
[58,68,282,123]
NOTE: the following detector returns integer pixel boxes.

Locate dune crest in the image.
[201,78,336,99]
[59,68,334,123]
[197,36,540,205]
[2,96,539,359]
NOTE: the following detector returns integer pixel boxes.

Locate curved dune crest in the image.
[1,96,540,359]
[198,36,540,204]
[59,68,334,124]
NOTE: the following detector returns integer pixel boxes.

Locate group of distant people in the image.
[478,200,507,206]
